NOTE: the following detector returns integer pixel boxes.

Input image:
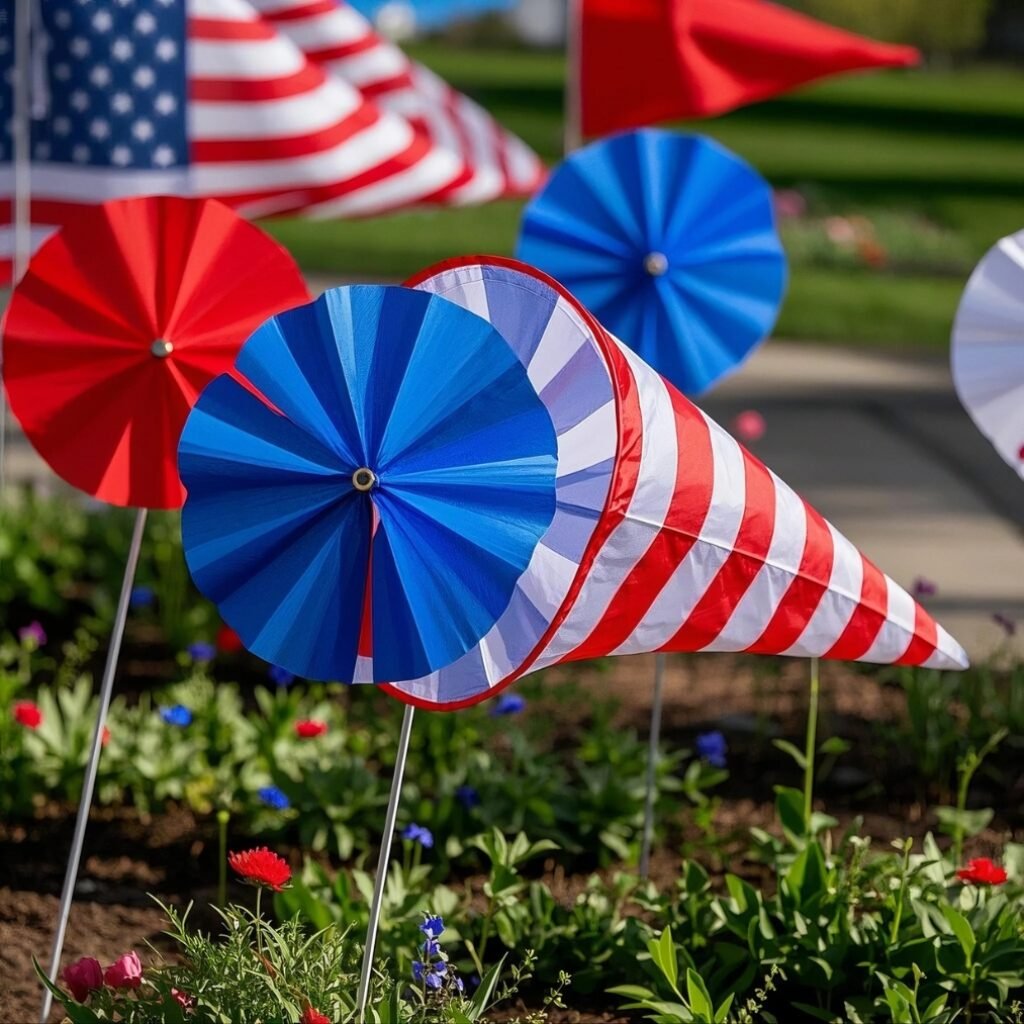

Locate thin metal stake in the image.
[356,702,415,1016]
[40,508,148,1023]
[563,0,583,155]
[639,652,666,879]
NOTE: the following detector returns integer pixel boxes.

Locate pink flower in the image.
[172,988,195,1009]
[773,188,806,220]
[295,719,327,739]
[13,700,42,730]
[733,410,766,444]
[825,216,857,245]
[956,857,1008,886]
[104,951,143,990]
[63,957,103,1003]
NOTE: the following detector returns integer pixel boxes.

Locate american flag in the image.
[0,0,545,282]
[379,257,968,710]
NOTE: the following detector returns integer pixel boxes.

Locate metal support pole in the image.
[40,509,148,1023]
[356,702,416,1016]
[563,0,583,155]
[639,652,666,879]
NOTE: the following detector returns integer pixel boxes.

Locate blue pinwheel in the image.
[179,285,558,683]
[516,129,787,396]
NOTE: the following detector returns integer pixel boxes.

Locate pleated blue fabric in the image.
[516,129,787,396]
[179,285,558,683]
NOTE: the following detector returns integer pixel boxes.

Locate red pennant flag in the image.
[580,0,920,137]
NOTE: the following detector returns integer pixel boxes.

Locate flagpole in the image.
[40,509,148,1024]
[563,0,583,155]
[356,702,416,1017]
[639,652,665,879]
[2,0,34,509]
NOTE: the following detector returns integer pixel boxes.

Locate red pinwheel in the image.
[2,196,310,509]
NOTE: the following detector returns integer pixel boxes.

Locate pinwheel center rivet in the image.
[352,467,376,492]
[643,252,669,277]
[151,338,174,358]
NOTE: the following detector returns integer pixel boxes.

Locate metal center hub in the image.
[352,467,376,492]
[643,251,669,277]
[151,338,174,358]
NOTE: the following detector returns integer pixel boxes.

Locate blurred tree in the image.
[783,0,995,58]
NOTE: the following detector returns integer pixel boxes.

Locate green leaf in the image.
[686,969,713,1021]
[658,927,679,991]
[772,740,808,770]
[714,993,736,1023]
[608,985,657,1000]
[818,736,852,756]
[934,805,993,838]
[941,904,976,961]
[786,841,827,906]
[467,955,506,1017]
[774,786,806,840]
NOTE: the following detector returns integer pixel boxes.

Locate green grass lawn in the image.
[263,49,1024,349]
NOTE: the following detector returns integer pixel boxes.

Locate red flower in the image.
[171,988,194,1009]
[228,847,291,891]
[63,957,103,1003]
[101,726,111,748]
[956,857,1008,886]
[300,1007,331,1024]
[217,624,244,654]
[104,951,143,990]
[13,700,42,729]
[295,719,327,739]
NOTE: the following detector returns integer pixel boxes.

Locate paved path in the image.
[5,307,1021,663]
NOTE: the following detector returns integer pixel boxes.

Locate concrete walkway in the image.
[5,327,1022,664]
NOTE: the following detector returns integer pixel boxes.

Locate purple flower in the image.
[402,823,433,848]
[695,730,727,769]
[412,960,425,982]
[425,970,442,991]
[912,577,937,599]
[993,612,1017,638]
[455,784,480,809]
[420,915,444,939]
[130,586,155,609]
[423,938,441,957]
[187,642,216,663]
[268,665,295,687]
[160,704,193,728]
[18,621,47,648]
[490,692,525,717]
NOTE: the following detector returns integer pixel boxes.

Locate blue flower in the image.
[695,730,727,768]
[490,692,525,717]
[456,976,465,994]
[420,915,444,940]
[455,784,480,809]
[402,823,434,848]
[187,642,216,663]
[258,785,290,810]
[130,586,155,609]
[268,665,295,687]
[160,704,193,728]
[412,960,425,982]
[425,970,442,991]
[422,938,441,957]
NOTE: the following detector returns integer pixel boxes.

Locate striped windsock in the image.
[380,256,968,710]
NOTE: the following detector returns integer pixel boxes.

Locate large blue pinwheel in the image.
[516,129,787,396]
[179,285,558,683]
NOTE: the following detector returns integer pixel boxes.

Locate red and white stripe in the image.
[0,0,544,279]
[248,0,545,209]
[384,257,968,711]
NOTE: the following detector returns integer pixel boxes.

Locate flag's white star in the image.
[154,38,177,61]
[72,144,91,163]
[69,36,90,58]
[54,10,72,29]
[53,116,72,136]
[112,38,134,62]
[154,92,177,115]
[132,118,155,142]
[135,11,157,34]
[111,144,133,166]
[93,10,113,32]
[112,92,133,114]
[53,63,72,82]
[70,90,90,111]
[153,145,175,167]
[90,118,111,140]
[34,141,52,160]
[133,65,155,88]
[89,64,112,88]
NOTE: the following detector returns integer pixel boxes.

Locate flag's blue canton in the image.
[0,0,187,168]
